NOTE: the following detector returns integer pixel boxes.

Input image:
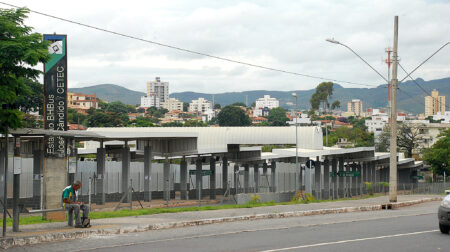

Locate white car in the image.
[438,194,450,234]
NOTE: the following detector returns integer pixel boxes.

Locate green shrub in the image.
[249,194,261,204]
[291,190,315,203]
[365,182,373,196]
[304,193,315,202]
[376,182,389,187]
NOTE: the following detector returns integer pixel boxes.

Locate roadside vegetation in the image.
[0,193,387,227]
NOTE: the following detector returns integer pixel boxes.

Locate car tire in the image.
[439,223,450,234]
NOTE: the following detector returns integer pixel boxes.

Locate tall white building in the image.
[347,99,363,117]
[140,95,160,108]
[189,98,212,113]
[161,98,183,112]
[147,77,169,104]
[254,95,279,117]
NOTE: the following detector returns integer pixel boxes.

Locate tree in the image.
[337,117,348,123]
[376,123,424,158]
[213,103,221,109]
[104,101,129,114]
[423,129,450,176]
[217,105,251,126]
[184,119,207,127]
[426,116,444,123]
[397,123,422,158]
[328,126,373,147]
[87,111,128,127]
[183,102,189,112]
[268,107,288,126]
[375,129,390,152]
[310,93,321,111]
[0,8,49,134]
[68,108,87,125]
[348,117,368,131]
[208,116,218,125]
[309,82,334,113]
[161,122,183,127]
[22,114,43,128]
[127,116,155,127]
[16,80,44,115]
[97,99,108,110]
[147,107,168,118]
[255,121,271,126]
[230,102,246,107]
[126,104,137,113]
[331,100,341,110]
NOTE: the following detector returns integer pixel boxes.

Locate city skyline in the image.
[2,0,449,94]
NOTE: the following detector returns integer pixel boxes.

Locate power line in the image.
[397,87,425,108]
[398,63,430,95]
[399,41,450,83]
[0,1,378,88]
[398,62,450,110]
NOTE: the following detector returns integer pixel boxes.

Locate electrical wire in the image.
[397,87,426,107]
[399,42,450,83]
[398,62,450,110]
[0,1,379,88]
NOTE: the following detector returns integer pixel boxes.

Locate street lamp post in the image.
[326,22,449,203]
[326,31,396,201]
[325,38,388,83]
[292,93,300,190]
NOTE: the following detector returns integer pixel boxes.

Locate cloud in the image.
[9,0,449,93]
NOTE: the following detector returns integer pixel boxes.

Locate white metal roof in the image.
[86,126,323,153]
[271,146,375,159]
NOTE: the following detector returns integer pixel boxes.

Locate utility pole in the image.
[293,94,299,190]
[385,47,393,121]
[389,16,399,203]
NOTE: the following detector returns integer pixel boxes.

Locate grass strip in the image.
[0,193,389,227]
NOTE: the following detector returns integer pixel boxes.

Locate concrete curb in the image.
[0,197,442,249]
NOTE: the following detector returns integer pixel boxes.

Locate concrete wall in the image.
[43,158,67,220]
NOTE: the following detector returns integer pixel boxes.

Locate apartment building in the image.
[161,98,183,112]
[140,94,160,108]
[146,77,169,104]
[347,99,363,117]
[68,92,99,110]
[189,98,212,113]
[425,89,446,116]
[253,95,279,117]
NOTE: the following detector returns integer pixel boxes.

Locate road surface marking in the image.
[75,212,436,251]
[260,229,439,252]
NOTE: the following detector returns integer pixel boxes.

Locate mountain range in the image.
[69,77,450,114]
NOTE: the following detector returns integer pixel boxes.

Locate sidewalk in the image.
[0,194,443,249]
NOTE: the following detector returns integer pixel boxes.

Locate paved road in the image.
[10,201,448,252]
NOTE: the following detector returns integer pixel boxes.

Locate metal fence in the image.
[75,161,284,195]
[1,157,34,198]
[1,158,448,199]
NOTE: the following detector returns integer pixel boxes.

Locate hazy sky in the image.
[3,0,449,93]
